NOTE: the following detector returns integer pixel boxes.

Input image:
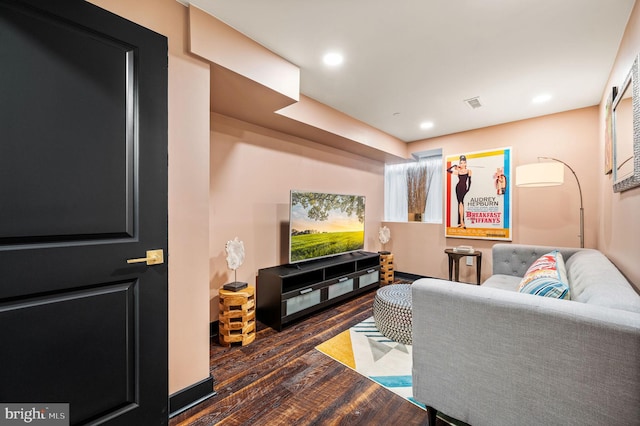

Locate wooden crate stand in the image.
[219,286,256,347]
[379,253,395,285]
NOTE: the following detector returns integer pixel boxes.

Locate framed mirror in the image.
[612,54,640,192]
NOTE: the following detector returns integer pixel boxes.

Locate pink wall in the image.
[209,114,384,321]
[598,1,640,288]
[89,0,212,394]
[390,107,600,284]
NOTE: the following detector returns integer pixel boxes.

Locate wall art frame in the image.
[604,86,617,175]
[445,147,512,241]
[612,54,640,192]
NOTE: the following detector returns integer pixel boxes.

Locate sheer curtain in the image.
[422,156,443,223]
[384,156,442,223]
[384,163,409,221]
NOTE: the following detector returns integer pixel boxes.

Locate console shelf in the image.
[257,251,380,331]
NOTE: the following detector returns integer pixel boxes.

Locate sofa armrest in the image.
[491,243,585,277]
[411,278,640,426]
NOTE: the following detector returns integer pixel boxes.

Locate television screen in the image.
[289,190,366,264]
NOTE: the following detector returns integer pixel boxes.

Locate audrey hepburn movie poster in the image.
[445,147,512,240]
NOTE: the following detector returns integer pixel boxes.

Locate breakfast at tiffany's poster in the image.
[445,147,512,240]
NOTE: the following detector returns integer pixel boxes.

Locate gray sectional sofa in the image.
[411,244,640,426]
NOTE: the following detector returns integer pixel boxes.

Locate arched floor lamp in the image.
[515,157,584,248]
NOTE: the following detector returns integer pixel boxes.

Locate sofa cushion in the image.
[482,274,521,291]
[518,251,570,299]
[566,250,640,313]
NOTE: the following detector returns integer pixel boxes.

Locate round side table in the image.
[444,249,482,285]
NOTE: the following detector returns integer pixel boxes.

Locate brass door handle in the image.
[127,249,164,265]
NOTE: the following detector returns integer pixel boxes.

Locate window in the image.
[384,150,443,223]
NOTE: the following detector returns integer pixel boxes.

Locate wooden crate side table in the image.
[379,252,394,285]
[219,286,256,347]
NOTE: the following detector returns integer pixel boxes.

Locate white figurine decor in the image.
[225,237,245,282]
[378,225,391,252]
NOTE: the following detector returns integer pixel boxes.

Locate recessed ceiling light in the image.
[323,52,344,66]
[420,121,434,130]
[532,94,552,104]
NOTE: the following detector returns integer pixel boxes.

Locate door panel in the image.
[0,0,168,424]
[0,281,137,422]
[0,2,134,242]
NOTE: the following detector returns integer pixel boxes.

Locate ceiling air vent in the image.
[464,97,482,109]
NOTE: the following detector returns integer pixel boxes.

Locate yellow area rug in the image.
[316,317,421,408]
[316,317,464,425]
[316,326,357,369]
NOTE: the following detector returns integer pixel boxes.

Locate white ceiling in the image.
[183,0,635,142]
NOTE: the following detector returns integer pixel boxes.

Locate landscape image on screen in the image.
[289,191,365,263]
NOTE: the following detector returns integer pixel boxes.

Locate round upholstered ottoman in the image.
[373,284,412,344]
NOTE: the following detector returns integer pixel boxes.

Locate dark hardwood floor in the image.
[169,288,450,426]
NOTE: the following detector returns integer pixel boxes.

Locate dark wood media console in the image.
[256,251,380,331]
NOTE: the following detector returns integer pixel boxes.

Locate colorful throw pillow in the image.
[518,251,570,299]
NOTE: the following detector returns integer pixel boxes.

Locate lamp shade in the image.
[515,162,564,187]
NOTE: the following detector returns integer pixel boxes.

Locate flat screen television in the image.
[289,190,366,264]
